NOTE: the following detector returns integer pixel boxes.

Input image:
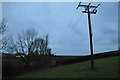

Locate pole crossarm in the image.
[77,2,100,14]
[82,10,97,14]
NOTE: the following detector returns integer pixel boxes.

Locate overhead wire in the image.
[66,9,85,40]
[57,2,102,46]
[58,9,83,44]
[57,5,88,44]
[57,9,79,44]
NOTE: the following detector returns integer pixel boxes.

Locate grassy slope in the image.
[16,56,119,78]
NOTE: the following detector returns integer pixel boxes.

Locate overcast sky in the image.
[2,2,118,55]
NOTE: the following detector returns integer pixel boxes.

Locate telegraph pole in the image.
[77,2,100,70]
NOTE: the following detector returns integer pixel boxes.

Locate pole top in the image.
[76,2,100,14]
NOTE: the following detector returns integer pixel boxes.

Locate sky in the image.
[2,2,118,55]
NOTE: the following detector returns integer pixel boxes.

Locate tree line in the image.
[1,19,52,66]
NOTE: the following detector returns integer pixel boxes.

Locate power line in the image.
[57,10,81,44]
[60,9,87,43]
[57,5,88,47]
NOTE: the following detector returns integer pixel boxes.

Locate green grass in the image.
[16,56,119,78]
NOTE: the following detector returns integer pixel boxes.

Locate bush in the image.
[2,55,52,78]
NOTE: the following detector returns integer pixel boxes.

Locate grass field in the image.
[16,56,119,78]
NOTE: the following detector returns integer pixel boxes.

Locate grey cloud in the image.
[2,2,118,55]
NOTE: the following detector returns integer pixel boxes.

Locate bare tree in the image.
[44,34,49,55]
[2,36,14,53]
[0,19,7,53]
[7,28,51,66]
[0,19,7,34]
[0,19,16,54]
[14,28,38,66]
[16,33,26,54]
[31,34,51,55]
[23,28,38,55]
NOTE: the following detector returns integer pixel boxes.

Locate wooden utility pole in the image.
[77,2,100,70]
